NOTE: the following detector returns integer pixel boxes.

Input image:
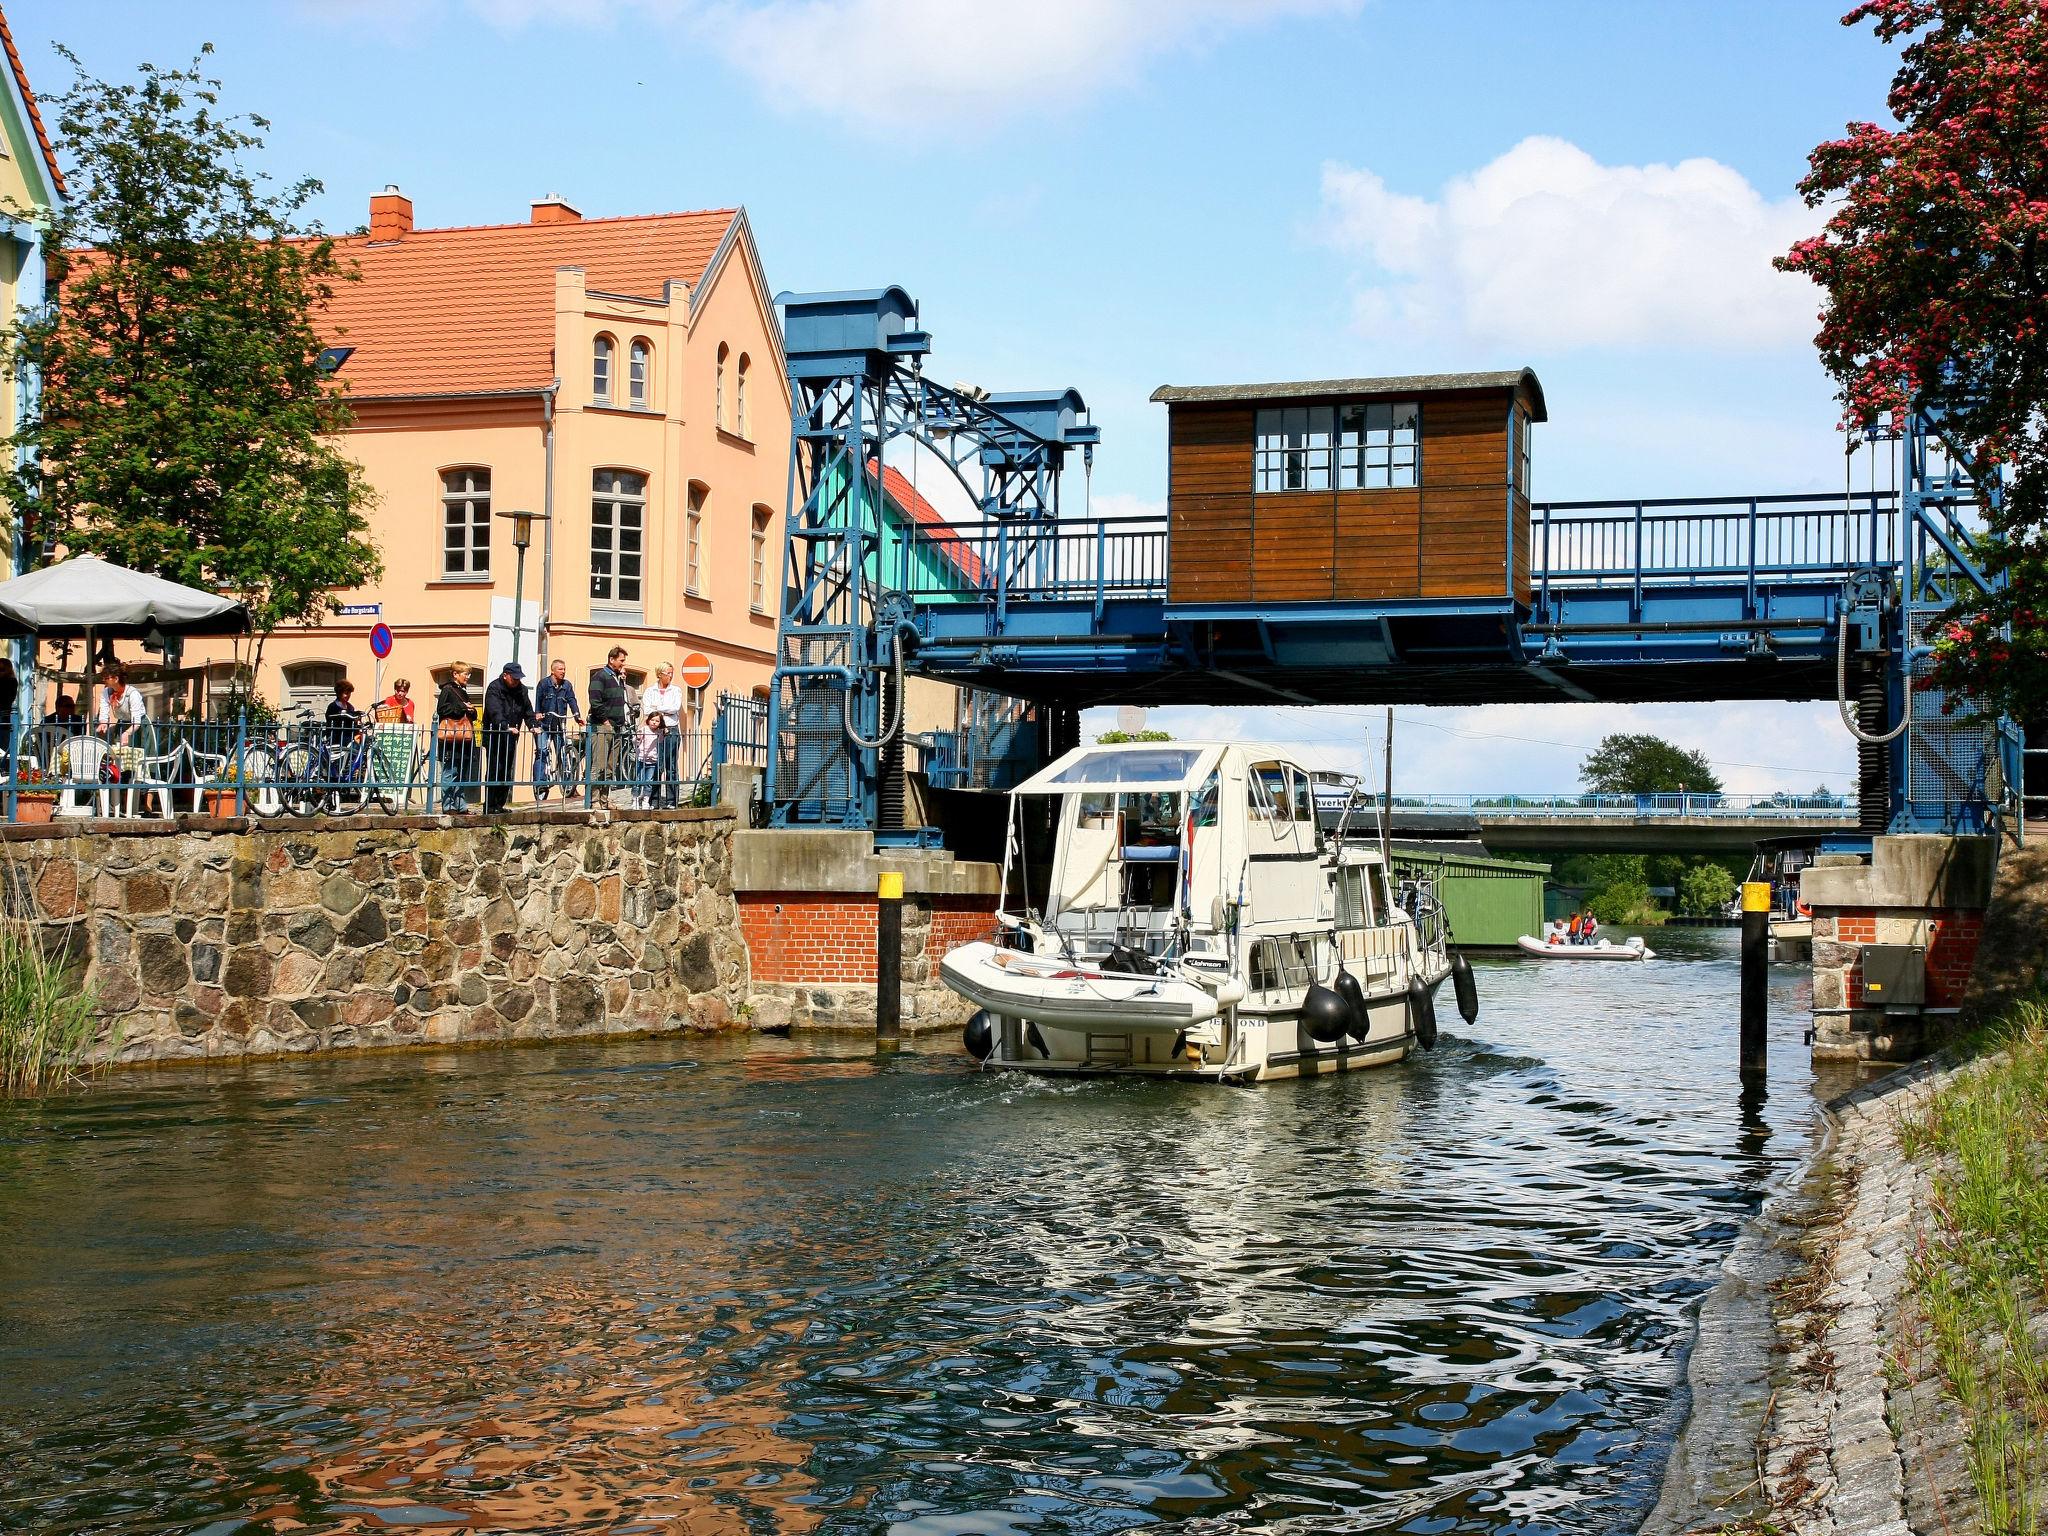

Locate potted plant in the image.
[201,760,249,818]
[10,764,57,825]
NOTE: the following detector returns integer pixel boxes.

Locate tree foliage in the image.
[1,46,379,637]
[1676,861,1739,916]
[1777,1,2048,720]
[1578,733,1724,796]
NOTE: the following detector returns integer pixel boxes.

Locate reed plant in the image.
[0,912,104,1097]
[1899,994,2048,1535]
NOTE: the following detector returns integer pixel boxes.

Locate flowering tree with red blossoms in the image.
[1777,0,2048,722]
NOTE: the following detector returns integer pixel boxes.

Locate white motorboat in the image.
[939,741,1470,1082]
[1516,933,1655,961]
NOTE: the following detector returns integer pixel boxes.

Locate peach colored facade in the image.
[184,196,792,734]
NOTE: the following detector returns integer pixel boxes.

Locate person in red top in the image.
[381,678,415,723]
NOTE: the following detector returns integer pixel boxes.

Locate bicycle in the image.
[533,713,586,801]
[270,711,403,817]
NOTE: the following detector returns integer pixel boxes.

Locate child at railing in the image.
[633,714,666,810]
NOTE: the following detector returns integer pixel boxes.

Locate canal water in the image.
[1,929,1830,1535]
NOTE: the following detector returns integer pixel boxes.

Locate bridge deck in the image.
[899,492,1899,708]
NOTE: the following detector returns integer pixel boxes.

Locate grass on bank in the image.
[1899,994,2048,1536]
[0,913,104,1098]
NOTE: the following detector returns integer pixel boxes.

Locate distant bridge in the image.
[1360,792,1861,853]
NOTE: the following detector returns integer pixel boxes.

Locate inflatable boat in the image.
[1516,933,1655,961]
[940,942,1226,1033]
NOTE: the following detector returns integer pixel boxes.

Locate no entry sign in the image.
[369,622,394,659]
[679,651,713,690]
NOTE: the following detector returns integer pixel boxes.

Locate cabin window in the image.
[1254,407,1333,492]
[1251,763,1291,821]
[1191,771,1220,828]
[1514,407,1533,495]
[1336,867,1371,929]
[1289,768,1314,826]
[1337,402,1419,489]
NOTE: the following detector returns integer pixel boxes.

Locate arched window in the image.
[750,504,773,613]
[440,466,491,579]
[629,339,651,409]
[714,343,729,431]
[593,334,615,404]
[736,353,750,439]
[282,660,348,718]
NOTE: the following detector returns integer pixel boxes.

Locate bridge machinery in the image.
[763,288,1098,840]
[765,283,2018,842]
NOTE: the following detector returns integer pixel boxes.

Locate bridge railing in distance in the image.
[899,514,1171,601]
[1364,791,1861,819]
[1532,491,1901,593]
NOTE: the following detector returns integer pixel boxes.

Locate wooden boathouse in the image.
[1150,370,1547,606]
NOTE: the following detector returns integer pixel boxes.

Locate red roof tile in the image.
[0,4,66,199]
[877,462,983,585]
[318,208,737,399]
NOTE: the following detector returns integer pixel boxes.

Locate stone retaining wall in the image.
[2,808,748,1063]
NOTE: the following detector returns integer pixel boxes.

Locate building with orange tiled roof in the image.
[184,186,796,737]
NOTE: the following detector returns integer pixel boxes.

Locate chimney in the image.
[531,193,582,225]
[369,184,413,240]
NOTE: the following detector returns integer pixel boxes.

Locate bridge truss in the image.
[766,286,2020,842]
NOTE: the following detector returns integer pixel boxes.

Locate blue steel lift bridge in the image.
[765,287,2019,844]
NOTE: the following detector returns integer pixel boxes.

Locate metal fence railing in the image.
[1319,791,1861,821]
[0,711,736,824]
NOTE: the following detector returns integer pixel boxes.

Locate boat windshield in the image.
[1038,747,1207,789]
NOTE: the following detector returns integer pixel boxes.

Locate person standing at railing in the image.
[482,661,535,814]
[435,664,478,814]
[641,662,684,810]
[632,713,666,809]
[532,657,582,804]
[587,647,630,801]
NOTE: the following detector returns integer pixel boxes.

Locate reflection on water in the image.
[0,928,1824,1534]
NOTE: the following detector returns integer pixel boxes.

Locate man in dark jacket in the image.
[532,657,583,802]
[586,646,629,796]
[482,661,536,813]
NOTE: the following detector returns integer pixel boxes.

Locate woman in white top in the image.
[640,663,684,809]
[95,662,149,778]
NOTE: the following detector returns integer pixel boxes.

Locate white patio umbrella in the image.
[0,555,248,640]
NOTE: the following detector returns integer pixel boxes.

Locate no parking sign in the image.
[369,623,394,659]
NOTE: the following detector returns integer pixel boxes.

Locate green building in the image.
[1392,842,1549,949]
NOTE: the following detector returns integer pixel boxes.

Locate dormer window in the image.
[593,335,614,404]
[629,340,650,408]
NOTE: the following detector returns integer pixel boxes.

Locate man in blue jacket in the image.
[532,657,583,802]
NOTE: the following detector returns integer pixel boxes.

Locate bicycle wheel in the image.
[278,742,324,818]
[240,744,287,818]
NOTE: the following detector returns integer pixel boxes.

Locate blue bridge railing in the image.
[892,491,1907,607]
[1349,791,1860,821]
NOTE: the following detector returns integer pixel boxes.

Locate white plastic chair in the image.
[127,739,188,819]
[54,736,112,820]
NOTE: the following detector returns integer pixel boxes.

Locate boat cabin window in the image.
[1191,771,1219,828]
[1045,747,1205,787]
[1290,769,1314,827]
[1336,865,1373,929]
[1251,764,1291,821]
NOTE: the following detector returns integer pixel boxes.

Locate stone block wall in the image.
[4,808,749,1064]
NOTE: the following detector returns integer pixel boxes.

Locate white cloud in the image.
[1318,136,1822,352]
[449,0,1355,128]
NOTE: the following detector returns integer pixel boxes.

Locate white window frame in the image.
[593,335,614,404]
[590,469,646,612]
[685,483,706,596]
[440,467,491,580]
[736,353,750,439]
[750,506,771,612]
[1337,401,1419,490]
[1514,407,1533,496]
[715,344,729,432]
[629,339,650,409]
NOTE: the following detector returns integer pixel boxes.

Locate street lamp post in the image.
[496,508,550,674]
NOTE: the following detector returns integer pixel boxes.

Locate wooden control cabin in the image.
[1151,370,1546,607]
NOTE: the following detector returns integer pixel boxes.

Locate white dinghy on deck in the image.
[939,740,1475,1082]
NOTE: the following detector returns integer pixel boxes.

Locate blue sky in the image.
[22,0,1902,795]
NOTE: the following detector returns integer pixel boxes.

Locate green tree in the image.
[1579,733,1724,796]
[1676,861,1738,916]
[1094,729,1172,744]
[1778,1,2048,723]
[2,45,378,655]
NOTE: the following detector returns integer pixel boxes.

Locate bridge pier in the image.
[1801,834,1994,1062]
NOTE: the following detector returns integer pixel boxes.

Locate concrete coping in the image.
[732,828,1001,898]
[1800,832,1996,911]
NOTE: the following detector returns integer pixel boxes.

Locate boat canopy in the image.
[1014,743,1227,795]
